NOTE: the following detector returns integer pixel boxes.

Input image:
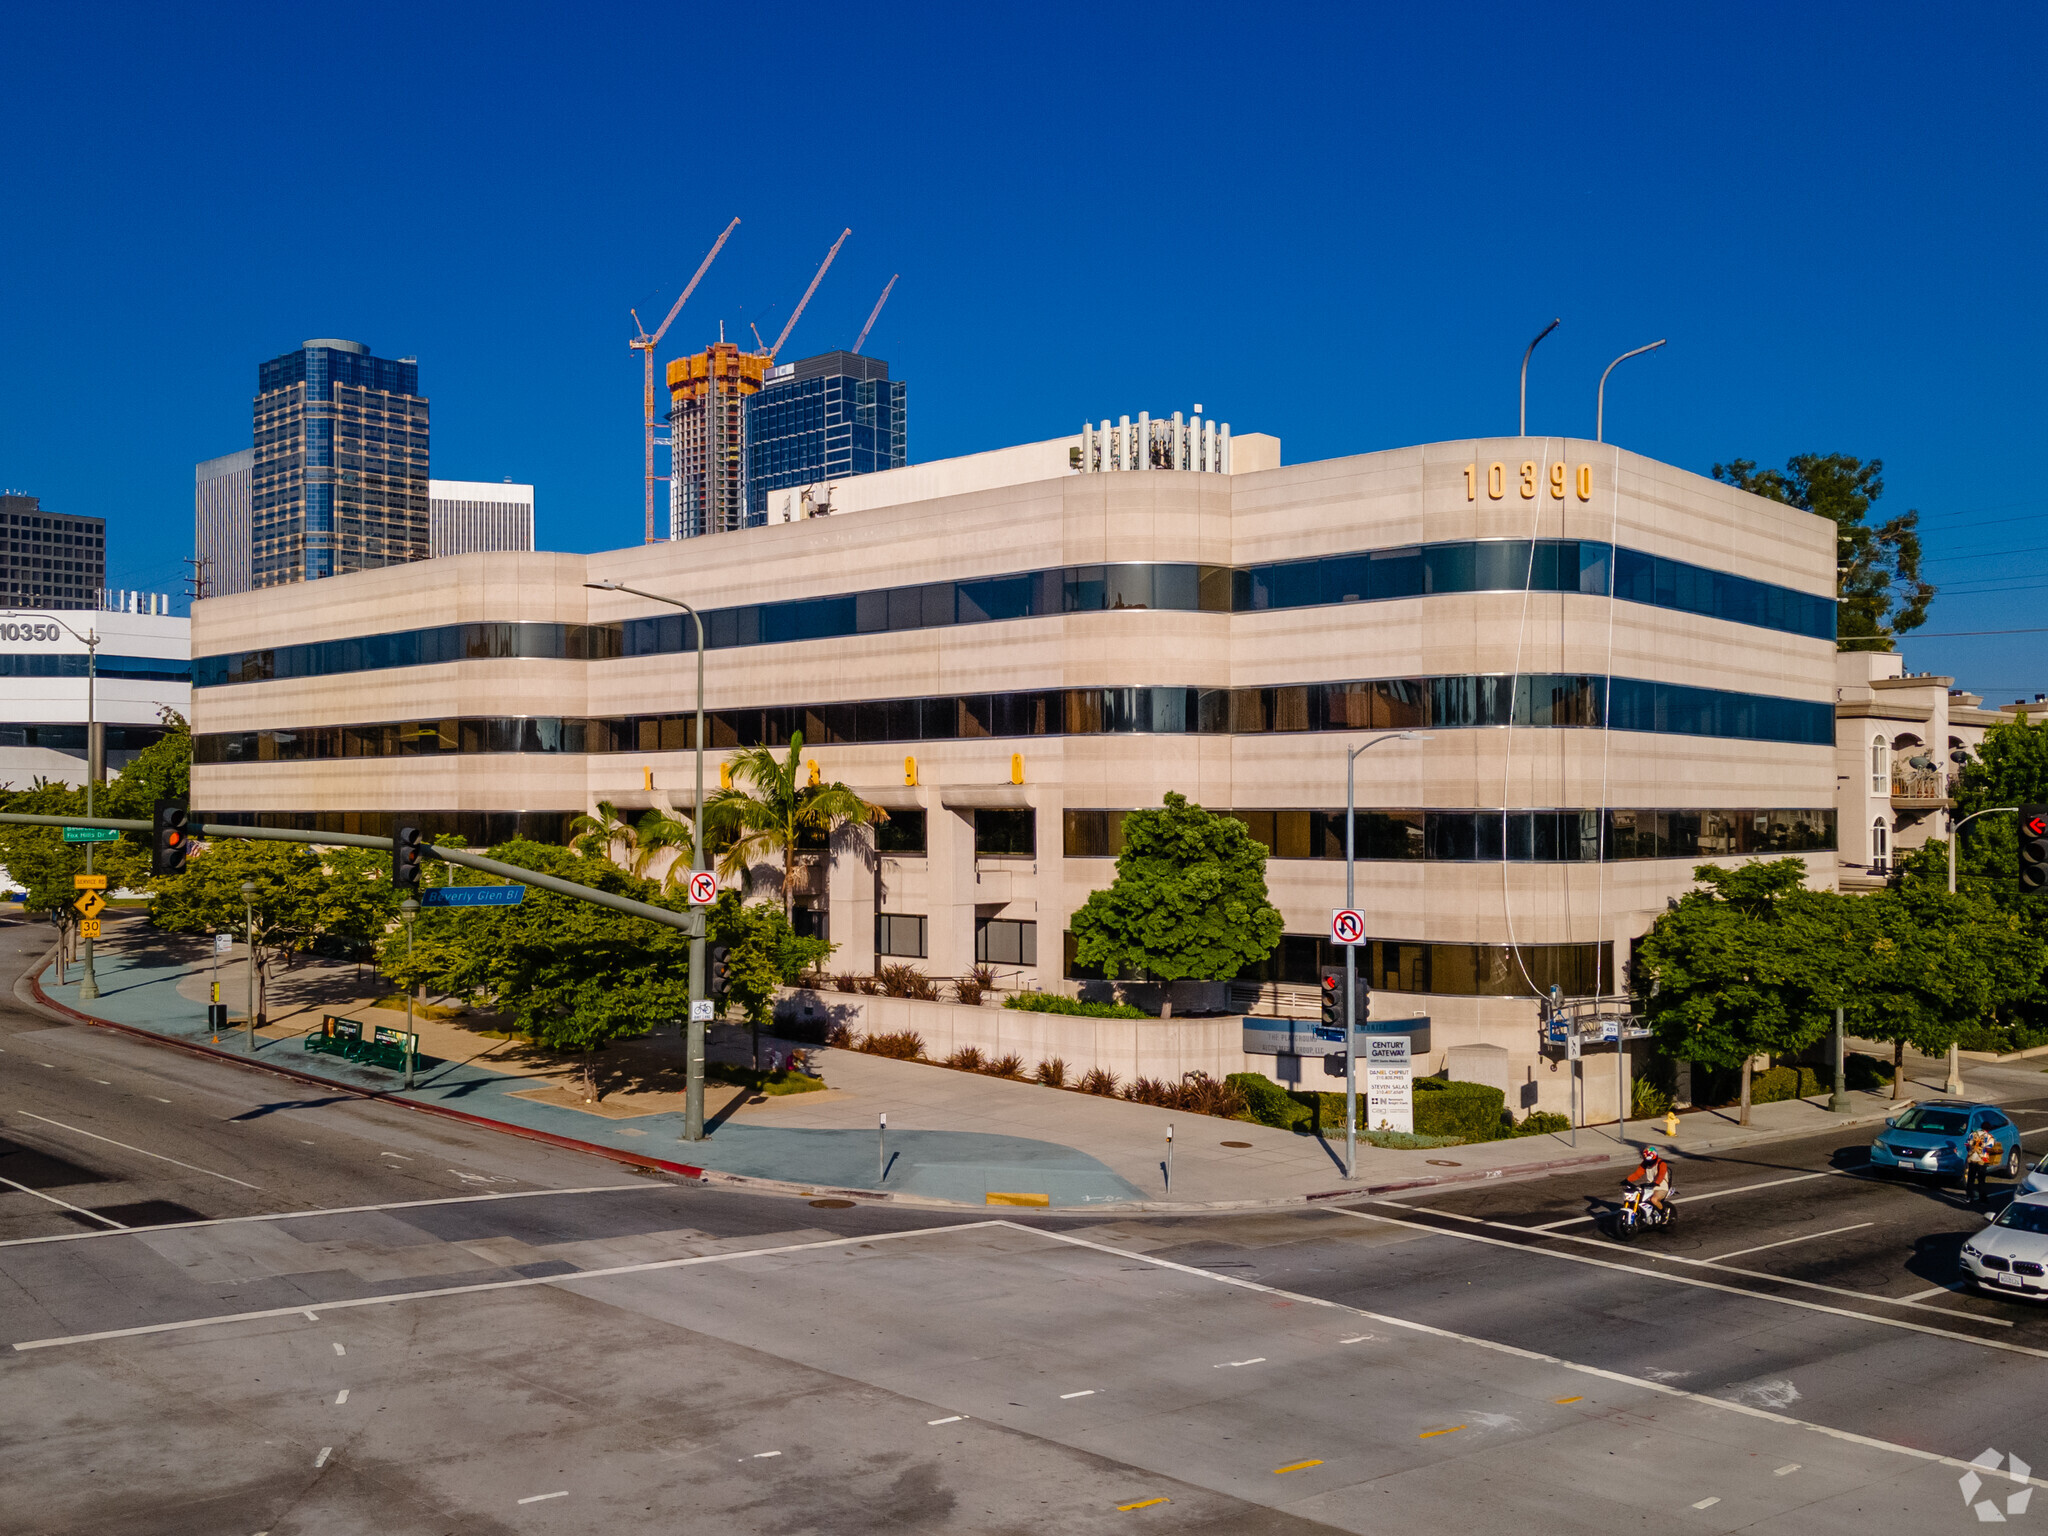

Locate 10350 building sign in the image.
[1464,462,1595,502]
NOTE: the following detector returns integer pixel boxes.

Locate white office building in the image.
[429,480,534,558]
[0,608,191,788]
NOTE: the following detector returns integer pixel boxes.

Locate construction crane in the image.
[764,228,850,361]
[851,274,898,355]
[630,216,740,544]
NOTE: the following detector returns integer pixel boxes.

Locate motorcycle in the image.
[1613,1184,1676,1242]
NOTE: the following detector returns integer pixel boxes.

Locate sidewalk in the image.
[31,918,2037,1211]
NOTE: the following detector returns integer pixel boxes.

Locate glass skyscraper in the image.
[251,340,429,587]
[745,350,906,521]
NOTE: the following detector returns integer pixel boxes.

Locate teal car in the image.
[1868,1101,2023,1183]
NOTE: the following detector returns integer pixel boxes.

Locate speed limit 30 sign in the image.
[686,871,719,906]
[1329,909,1365,946]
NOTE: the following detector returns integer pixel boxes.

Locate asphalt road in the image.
[5,914,2047,1533]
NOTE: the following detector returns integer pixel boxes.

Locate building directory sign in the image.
[1365,1035,1413,1134]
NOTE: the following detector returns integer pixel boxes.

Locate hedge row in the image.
[1226,1072,1516,1143]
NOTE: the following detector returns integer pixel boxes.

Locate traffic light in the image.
[393,823,424,889]
[709,944,731,995]
[1320,968,1342,1028]
[2021,805,2048,894]
[151,799,189,876]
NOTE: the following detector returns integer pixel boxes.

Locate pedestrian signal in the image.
[152,799,190,876]
[393,824,424,889]
[2021,804,2048,894]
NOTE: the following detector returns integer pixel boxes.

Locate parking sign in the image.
[1329,909,1365,946]
[686,871,719,907]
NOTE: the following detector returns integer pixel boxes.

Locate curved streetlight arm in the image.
[1520,319,1560,437]
[1595,340,1667,444]
[1947,805,2019,894]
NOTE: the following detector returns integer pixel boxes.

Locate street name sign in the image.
[421,885,525,909]
[1329,909,1364,946]
[62,827,119,844]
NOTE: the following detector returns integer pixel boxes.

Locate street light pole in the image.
[1519,319,1560,437]
[1343,730,1431,1178]
[1945,805,2018,1096]
[241,878,256,1053]
[585,579,710,1141]
[1595,340,1667,444]
[8,611,102,998]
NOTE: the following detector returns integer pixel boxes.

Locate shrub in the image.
[1078,1067,1121,1096]
[1035,1057,1069,1088]
[1846,1051,1894,1091]
[945,1045,987,1072]
[1509,1110,1574,1137]
[1955,1021,2048,1054]
[877,964,940,1001]
[1120,1071,1247,1116]
[1749,1064,1823,1105]
[952,965,1000,1007]
[1412,1077,1507,1141]
[1360,1128,1466,1150]
[861,1030,926,1060]
[1631,1077,1673,1119]
[825,1022,857,1047]
[829,971,877,995]
[1004,990,1147,1019]
[1228,1072,1307,1130]
[988,1052,1026,1079]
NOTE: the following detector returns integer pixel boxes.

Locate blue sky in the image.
[2,3,2042,693]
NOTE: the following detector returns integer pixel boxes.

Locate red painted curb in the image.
[26,967,708,1183]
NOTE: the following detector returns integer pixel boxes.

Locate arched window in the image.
[1871,736,1887,793]
[1871,818,1889,872]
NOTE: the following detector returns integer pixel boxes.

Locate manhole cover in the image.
[1221,1140,1253,1148]
[809,1198,856,1209]
[1425,1159,1462,1167]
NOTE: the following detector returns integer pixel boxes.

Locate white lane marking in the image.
[302,1311,318,1321]
[1901,1283,1972,1302]
[753,1451,781,1458]
[0,1172,126,1229]
[0,1183,645,1250]
[1214,1357,1266,1368]
[1389,1203,2014,1326]
[38,1063,54,1068]
[299,1140,315,1146]
[1060,1390,1096,1399]
[1775,1463,1801,1475]
[314,1447,332,1468]
[1708,1222,1875,1264]
[13,1219,1011,1351]
[518,1491,568,1504]
[1006,1222,2048,1493]
[1338,1208,2042,1357]
[379,1152,411,1160]
[150,1097,169,1103]
[1528,1168,1849,1229]
[1340,1335,1373,1343]
[12,1112,261,1189]
[334,1389,348,1405]
[1692,1496,1720,1509]
[93,1080,110,1085]
[928,1415,965,1425]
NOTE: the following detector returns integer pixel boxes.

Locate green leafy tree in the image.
[0,709,191,910]
[704,732,884,919]
[151,838,333,1019]
[103,708,192,818]
[705,890,834,1066]
[1712,454,1934,650]
[1638,860,1843,1122]
[570,800,695,890]
[1068,792,1283,1014]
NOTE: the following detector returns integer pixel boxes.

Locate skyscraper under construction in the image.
[667,342,766,540]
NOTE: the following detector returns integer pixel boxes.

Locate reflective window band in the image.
[1065,929,1615,997]
[1063,807,1836,862]
[190,673,1833,766]
[191,540,1836,687]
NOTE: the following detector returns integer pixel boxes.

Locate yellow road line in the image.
[1419,1425,1465,1439]
[1117,1496,1170,1510]
[1272,1459,1324,1474]
[1554,1396,1583,1404]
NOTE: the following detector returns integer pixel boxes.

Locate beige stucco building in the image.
[190,433,1841,1117]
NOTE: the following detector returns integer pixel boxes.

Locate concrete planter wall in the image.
[775,988,1270,1083]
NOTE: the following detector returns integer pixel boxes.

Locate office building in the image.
[667,342,767,540]
[251,339,428,587]
[0,495,106,610]
[429,480,535,558]
[0,605,190,791]
[195,449,255,598]
[746,351,907,521]
[189,427,1840,1119]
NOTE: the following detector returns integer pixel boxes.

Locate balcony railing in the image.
[1890,771,1951,802]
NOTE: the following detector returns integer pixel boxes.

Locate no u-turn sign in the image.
[1330,909,1365,946]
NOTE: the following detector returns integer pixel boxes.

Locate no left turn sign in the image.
[687,871,719,906]
[1329,909,1365,946]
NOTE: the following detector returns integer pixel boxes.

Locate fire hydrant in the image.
[1663,1109,1680,1137]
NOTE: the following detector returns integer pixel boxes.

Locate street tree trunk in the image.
[1738,1057,1753,1126]
[1892,1038,1905,1100]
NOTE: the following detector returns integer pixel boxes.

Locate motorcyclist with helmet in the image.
[1624,1146,1673,1223]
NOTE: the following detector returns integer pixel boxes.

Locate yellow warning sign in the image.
[72,873,107,890]
[77,919,101,939]
[74,891,107,920]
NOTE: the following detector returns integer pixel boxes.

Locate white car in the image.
[2021,1153,2048,1198]
[1961,1193,2048,1300]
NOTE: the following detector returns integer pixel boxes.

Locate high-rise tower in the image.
[251,339,429,586]
[746,350,906,520]
[666,342,767,540]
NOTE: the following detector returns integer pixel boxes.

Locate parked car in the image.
[1961,1194,2048,1300]
[2021,1153,2048,1199]
[1867,1101,2023,1183]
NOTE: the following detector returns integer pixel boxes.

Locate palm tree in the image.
[703,732,885,919]
[569,800,697,891]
